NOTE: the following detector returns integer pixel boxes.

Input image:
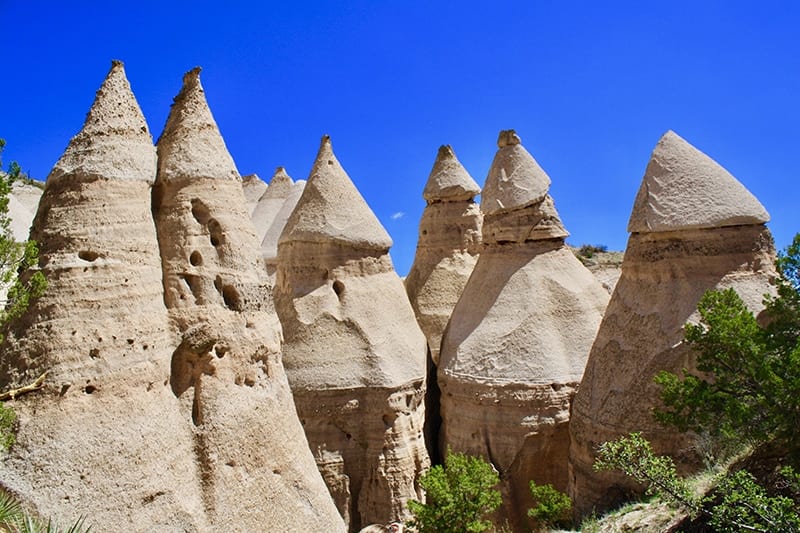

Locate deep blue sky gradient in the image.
[2,1,798,274]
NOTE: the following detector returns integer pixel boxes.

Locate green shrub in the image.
[406,451,502,533]
[527,481,572,530]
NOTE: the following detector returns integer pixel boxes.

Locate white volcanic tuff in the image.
[569,131,777,519]
[251,167,295,242]
[628,130,770,233]
[260,179,305,266]
[406,144,482,366]
[0,61,210,531]
[279,135,392,249]
[153,68,346,531]
[480,129,551,215]
[241,173,267,213]
[438,130,609,531]
[275,135,429,530]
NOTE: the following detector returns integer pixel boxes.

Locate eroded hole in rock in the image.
[208,218,225,247]
[332,280,345,299]
[84,385,96,394]
[89,348,100,359]
[189,251,203,266]
[180,274,204,304]
[222,285,241,311]
[214,344,228,358]
[190,199,211,225]
[78,250,99,262]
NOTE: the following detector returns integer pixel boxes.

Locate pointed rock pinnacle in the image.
[49,60,155,182]
[422,145,481,202]
[279,135,392,249]
[481,129,551,215]
[628,130,770,233]
[156,67,239,182]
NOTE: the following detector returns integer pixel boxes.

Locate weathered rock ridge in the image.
[569,131,777,518]
[275,136,429,531]
[439,130,609,531]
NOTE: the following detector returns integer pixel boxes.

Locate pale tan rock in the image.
[0,61,210,532]
[251,167,294,242]
[628,130,769,232]
[241,173,267,213]
[279,136,392,250]
[154,68,345,532]
[406,145,482,366]
[480,129,551,215]
[439,130,609,531]
[275,136,430,531]
[260,178,305,277]
[568,134,777,518]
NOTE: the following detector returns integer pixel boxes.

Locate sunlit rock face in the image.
[257,167,306,279]
[438,130,609,531]
[153,68,345,532]
[241,173,267,213]
[0,61,211,531]
[405,145,482,367]
[569,131,776,519]
[274,136,430,531]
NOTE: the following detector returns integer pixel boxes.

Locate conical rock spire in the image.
[628,130,769,232]
[423,145,480,202]
[251,167,297,242]
[156,67,239,181]
[49,60,156,183]
[280,135,392,249]
[481,129,551,214]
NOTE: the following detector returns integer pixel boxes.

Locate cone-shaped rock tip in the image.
[423,145,481,202]
[627,130,769,233]
[481,129,551,214]
[497,129,521,147]
[279,135,392,249]
[261,166,294,199]
[156,66,239,181]
[48,59,156,183]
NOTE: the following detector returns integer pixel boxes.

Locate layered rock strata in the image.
[568,131,776,517]
[439,130,609,531]
[0,61,210,531]
[405,145,482,366]
[153,68,344,531]
[274,136,429,531]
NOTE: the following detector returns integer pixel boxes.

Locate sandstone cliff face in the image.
[568,131,776,518]
[0,61,210,531]
[405,145,482,367]
[152,68,345,532]
[274,136,429,531]
[438,130,609,531]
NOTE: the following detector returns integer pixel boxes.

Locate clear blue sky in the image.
[2,1,798,274]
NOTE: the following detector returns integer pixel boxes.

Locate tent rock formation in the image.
[568,130,776,517]
[274,136,430,531]
[438,130,609,531]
